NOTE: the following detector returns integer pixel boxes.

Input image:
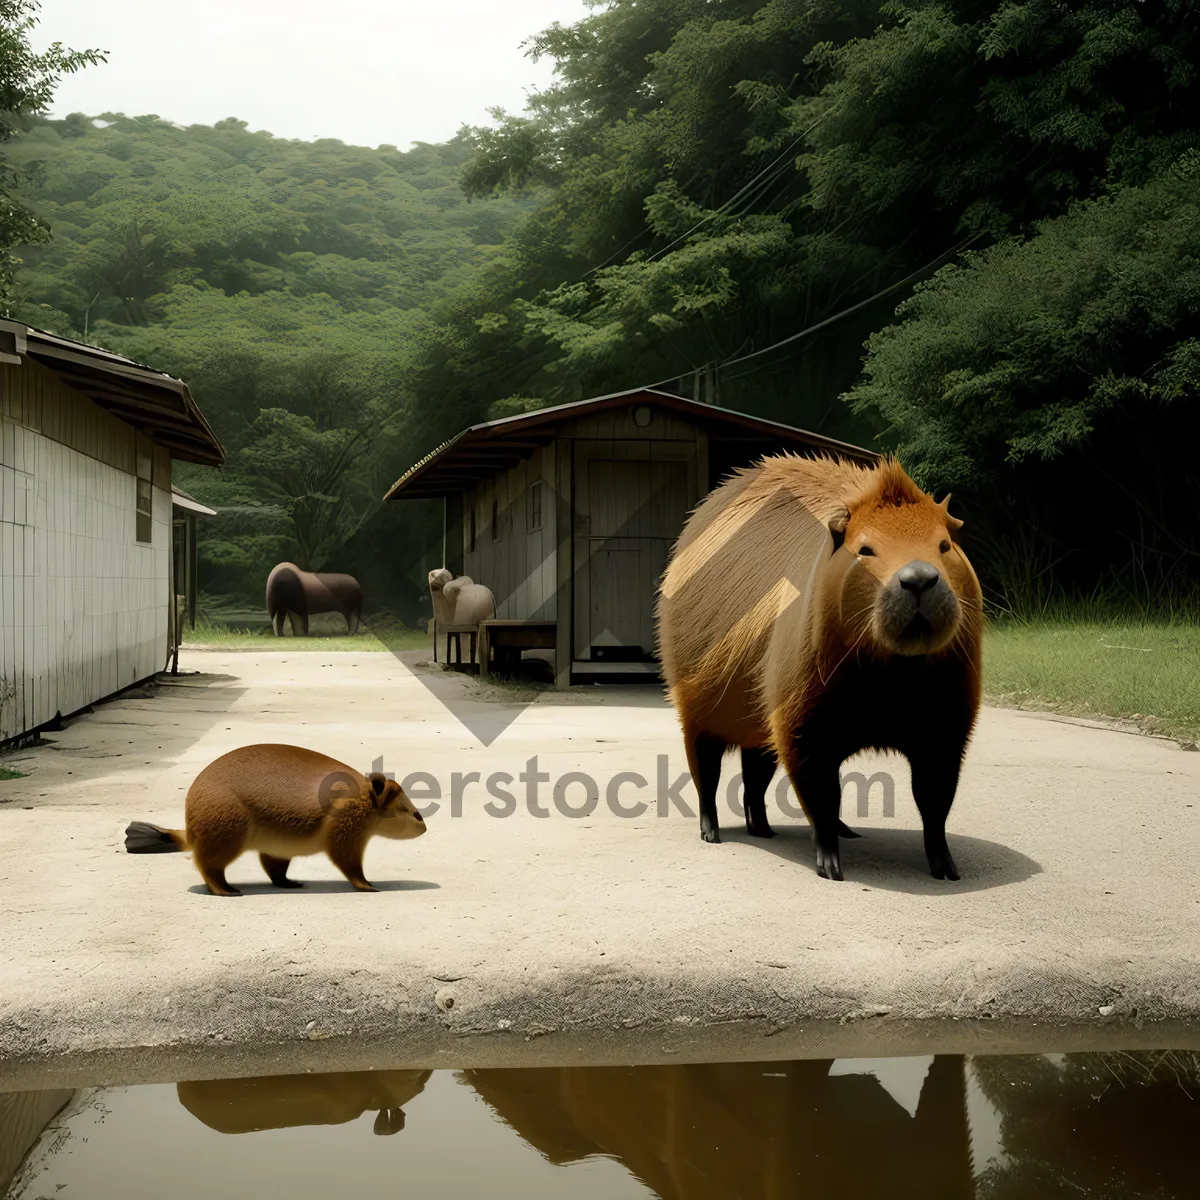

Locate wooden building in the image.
[170,485,217,672]
[0,319,223,743]
[385,387,875,686]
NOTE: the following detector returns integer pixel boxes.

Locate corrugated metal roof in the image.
[1,319,225,467]
[384,387,877,500]
[171,485,218,516]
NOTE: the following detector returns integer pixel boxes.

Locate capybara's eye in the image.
[939,540,951,554]
[858,545,875,557]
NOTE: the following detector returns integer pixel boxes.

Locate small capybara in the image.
[125,744,426,895]
[657,454,982,882]
[177,1069,432,1135]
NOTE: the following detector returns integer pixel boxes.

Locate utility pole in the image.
[693,365,719,405]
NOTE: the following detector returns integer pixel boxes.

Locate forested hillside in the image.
[402,0,1200,608]
[4,113,527,616]
[6,0,1200,613]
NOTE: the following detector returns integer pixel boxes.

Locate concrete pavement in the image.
[1,648,1198,1090]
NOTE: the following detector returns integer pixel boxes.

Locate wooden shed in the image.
[385,387,875,686]
[0,319,223,743]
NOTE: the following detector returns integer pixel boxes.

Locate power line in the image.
[587,234,981,404]
[642,105,840,267]
[717,233,982,378]
[577,105,837,283]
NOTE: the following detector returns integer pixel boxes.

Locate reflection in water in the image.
[465,1053,1200,1199]
[177,1069,431,1136]
[4,1052,1199,1199]
[972,1052,1200,1199]
[0,1090,74,1195]
[466,1058,972,1199]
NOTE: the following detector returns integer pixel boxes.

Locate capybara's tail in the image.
[124,821,188,854]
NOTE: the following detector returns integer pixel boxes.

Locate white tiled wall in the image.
[0,416,170,741]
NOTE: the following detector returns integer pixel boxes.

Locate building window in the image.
[135,446,153,544]
[491,495,500,541]
[528,480,544,532]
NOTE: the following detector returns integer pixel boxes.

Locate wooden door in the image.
[572,450,693,660]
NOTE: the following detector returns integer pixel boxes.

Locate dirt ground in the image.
[1,647,1199,1089]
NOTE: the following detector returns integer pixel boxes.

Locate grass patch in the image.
[984,618,1200,741]
[183,615,431,654]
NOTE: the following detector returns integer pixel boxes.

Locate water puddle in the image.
[3,1051,1198,1197]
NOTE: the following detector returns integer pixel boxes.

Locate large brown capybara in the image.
[266,561,363,636]
[657,454,983,883]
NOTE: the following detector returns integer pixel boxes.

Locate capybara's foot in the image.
[374,1108,405,1135]
[200,867,241,896]
[745,817,776,838]
[260,853,303,888]
[837,820,862,839]
[815,842,844,881]
[351,879,379,892]
[700,818,722,844]
[927,846,960,881]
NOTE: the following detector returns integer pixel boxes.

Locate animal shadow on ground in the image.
[721,824,1041,895]
[187,879,441,897]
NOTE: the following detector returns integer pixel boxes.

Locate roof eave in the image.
[384,388,877,502]
[2,321,226,468]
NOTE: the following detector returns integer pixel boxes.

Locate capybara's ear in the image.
[367,773,389,807]
[938,494,964,533]
[827,506,850,550]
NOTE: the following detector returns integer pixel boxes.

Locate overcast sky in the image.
[35,0,589,148]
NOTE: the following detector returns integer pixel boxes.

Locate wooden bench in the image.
[479,619,557,677]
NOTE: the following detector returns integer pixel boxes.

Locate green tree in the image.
[5,112,526,613]
[846,152,1200,604]
[407,0,1200,604]
[0,0,103,301]
[404,1,1199,456]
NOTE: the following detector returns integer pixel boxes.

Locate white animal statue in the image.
[427,568,495,626]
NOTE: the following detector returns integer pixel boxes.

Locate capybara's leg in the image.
[346,609,361,636]
[260,853,303,888]
[740,745,776,838]
[188,804,247,896]
[685,730,726,844]
[198,866,241,897]
[782,749,845,881]
[326,832,376,892]
[273,609,286,637]
[909,751,962,881]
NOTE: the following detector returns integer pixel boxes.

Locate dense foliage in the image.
[5,0,1199,611]
[4,114,527,614]
[410,2,1200,435]
[0,0,103,299]
[848,155,1200,603]
[411,0,1200,605]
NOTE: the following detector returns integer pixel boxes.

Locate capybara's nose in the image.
[897,560,940,595]
[413,810,425,822]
